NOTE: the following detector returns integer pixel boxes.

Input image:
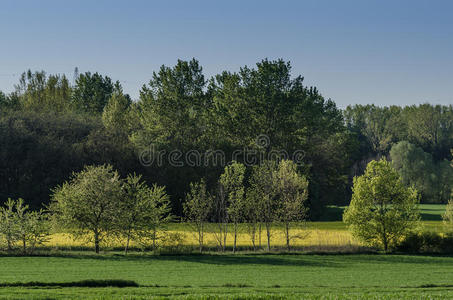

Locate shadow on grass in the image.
[0,279,139,288]
[420,213,442,221]
[334,253,453,265]
[0,252,340,268]
[150,254,340,267]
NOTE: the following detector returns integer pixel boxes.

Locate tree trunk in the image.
[223,222,227,252]
[125,233,130,255]
[152,229,157,251]
[94,231,100,254]
[233,222,237,253]
[251,224,256,252]
[7,236,12,252]
[22,236,26,254]
[285,222,290,251]
[199,223,203,253]
[266,222,271,252]
[258,223,262,249]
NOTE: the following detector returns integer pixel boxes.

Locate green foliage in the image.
[343,159,420,252]
[396,230,453,253]
[133,58,207,151]
[117,173,171,253]
[274,160,309,250]
[345,104,453,161]
[50,164,123,253]
[219,161,246,252]
[0,91,18,111]
[102,88,132,131]
[72,72,117,113]
[13,70,72,112]
[0,198,49,253]
[0,199,20,251]
[443,195,453,233]
[246,160,278,250]
[390,141,453,203]
[183,179,213,252]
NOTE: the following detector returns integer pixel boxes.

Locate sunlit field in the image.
[45,226,360,251]
[42,204,446,251]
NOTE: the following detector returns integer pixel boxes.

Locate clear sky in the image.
[1,0,452,107]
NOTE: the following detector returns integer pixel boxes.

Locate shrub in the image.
[397,231,453,253]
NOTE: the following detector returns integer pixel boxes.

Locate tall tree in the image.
[343,159,420,252]
[72,72,117,113]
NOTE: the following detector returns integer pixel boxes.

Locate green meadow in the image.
[0,204,451,299]
[1,254,453,299]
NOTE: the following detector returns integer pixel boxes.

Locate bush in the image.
[397,231,453,253]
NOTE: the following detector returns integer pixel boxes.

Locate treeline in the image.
[0,59,452,219]
[345,104,453,203]
[1,160,307,254]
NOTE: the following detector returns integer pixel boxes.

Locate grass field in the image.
[1,204,450,299]
[1,254,453,299]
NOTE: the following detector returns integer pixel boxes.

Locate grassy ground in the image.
[0,204,449,299]
[1,254,453,299]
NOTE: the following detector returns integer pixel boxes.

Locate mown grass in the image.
[1,254,453,299]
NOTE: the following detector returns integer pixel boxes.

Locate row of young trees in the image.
[0,198,49,254]
[0,160,308,253]
[1,157,452,254]
[184,160,308,252]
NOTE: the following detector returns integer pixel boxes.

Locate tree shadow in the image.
[335,254,453,265]
[150,254,339,267]
[9,253,340,268]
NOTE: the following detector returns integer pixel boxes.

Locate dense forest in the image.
[0,59,452,219]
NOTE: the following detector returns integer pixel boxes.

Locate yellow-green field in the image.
[46,226,358,250]
[43,204,447,251]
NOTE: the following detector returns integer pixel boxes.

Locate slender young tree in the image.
[117,173,171,253]
[248,161,278,251]
[274,160,309,251]
[183,179,213,253]
[0,199,20,251]
[244,187,261,251]
[220,161,246,253]
[0,198,49,254]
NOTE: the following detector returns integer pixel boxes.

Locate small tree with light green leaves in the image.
[117,173,172,254]
[183,179,213,253]
[0,198,50,253]
[274,160,309,251]
[442,155,453,233]
[50,164,123,254]
[343,158,420,252]
[220,161,246,253]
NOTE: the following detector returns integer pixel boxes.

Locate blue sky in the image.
[0,0,452,107]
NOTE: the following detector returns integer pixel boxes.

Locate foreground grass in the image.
[1,254,453,299]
